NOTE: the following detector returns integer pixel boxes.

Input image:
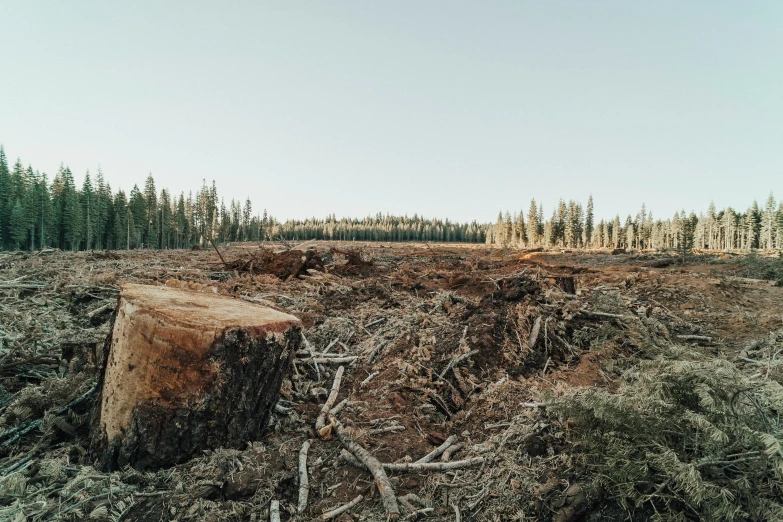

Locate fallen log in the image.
[91,284,300,470]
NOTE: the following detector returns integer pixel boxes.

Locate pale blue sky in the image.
[1,1,781,222]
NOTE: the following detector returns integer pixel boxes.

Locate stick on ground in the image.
[297,440,311,513]
[270,500,280,522]
[329,414,400,519]
[316,366,345,432]
[321,494,363,520]
[415,435,457,463]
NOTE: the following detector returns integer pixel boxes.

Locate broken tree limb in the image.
[301,333,321,381]
[384,457,485,472]
[329,399,349,416]
[270,499,281,522]
[340,449,485,473]
[297,440,311,513]
[316,366,345,432]
[309,356,358,365]
[209,238,229,269]
[329,414,400,519]
[580,310,631,320]
[361,371,379,387]
[369,425,406,436]
[438,350,479,380]
[87,302,113,318]
[441,443,464,462]
[321,494,363,521]
[527,316,541,350]
[415,435,457,463]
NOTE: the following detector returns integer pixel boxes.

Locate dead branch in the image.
[341,448,484,472]
[369,425,406,436]
[297,440,311,513]
[416,435,457,463]
[310,356,358,365]
[361,371,380,386]
[209,238,229,269]
[438,350,479,379]
[329,414,400,519]
[270,499,281,522]
[527,316,542,350]
[580,310,631,320]
[329,399,349,416]
[302,333,321,381]
[383,457,484,472]
[87,302,113,318]
[321,494,363,520]
[316,366,345,432]
[441,442,464,462]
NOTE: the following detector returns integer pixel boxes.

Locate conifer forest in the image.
[1,145,782,254]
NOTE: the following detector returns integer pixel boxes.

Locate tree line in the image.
[0,146,486,251]
[1,145,780,252]
[487,195,783,251]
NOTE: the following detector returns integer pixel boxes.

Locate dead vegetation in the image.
[1,243,782,521]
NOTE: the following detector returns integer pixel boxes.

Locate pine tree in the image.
[526,199,539,247]
[9,199,26,250]
[585,195,594,247]
[0,146,9,247]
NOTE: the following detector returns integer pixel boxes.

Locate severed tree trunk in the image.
[91,283,300,471]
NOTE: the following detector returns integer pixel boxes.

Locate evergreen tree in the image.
[9,199,26,249]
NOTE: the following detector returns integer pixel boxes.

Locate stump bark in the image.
[91,283,300,471]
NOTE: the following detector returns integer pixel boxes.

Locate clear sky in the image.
[1,1,781,223]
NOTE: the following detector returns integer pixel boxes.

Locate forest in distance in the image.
[0,145,781,253]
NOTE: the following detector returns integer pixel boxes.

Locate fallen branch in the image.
[270,499,281,522]
[87,302,113,318]
[209,238,229,269]
[329,414,400,519]
[527,316,541,350]
[329,399,349,416]
[438,350,479,379]
[441,443,464,462]
[316,366,345,432]
[580,310,631,320]
[384,457,484,472]
[369,425,406,436]
[321,494,363,520]
[341,449,484,473]
[302,333,321,381]
[416,435,457,463]
[309,356,358,365]
[365,317,387,328]
[297,440,311,513]
[366,340,388,365]
[361,371,379,387]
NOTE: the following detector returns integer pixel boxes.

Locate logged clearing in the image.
[1,243,782,521]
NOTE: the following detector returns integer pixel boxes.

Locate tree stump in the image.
[91,283,300,471]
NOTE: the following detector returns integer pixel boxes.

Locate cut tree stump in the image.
[91,283,300,471]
